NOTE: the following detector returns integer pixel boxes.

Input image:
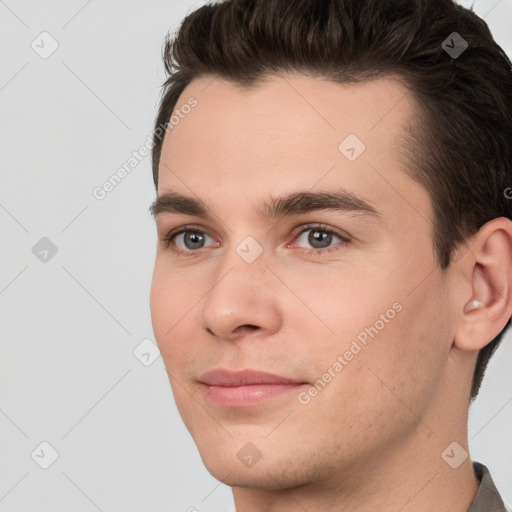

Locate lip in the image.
[198,369,309,407]
[199,369,306,386]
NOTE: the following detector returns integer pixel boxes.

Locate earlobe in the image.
[453,218,512,352]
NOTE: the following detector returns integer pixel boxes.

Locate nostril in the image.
[235,324,259,334]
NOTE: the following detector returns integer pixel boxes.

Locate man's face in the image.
[150,75,458,488]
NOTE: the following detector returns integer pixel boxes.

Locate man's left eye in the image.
[290,225,351,253]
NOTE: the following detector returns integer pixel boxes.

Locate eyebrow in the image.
[149,188,382,222]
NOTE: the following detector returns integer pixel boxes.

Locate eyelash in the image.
[161,223,351,258]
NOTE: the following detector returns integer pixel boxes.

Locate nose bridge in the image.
[205,239,271,309]
[200,239,281,338]
[212,231,271,294]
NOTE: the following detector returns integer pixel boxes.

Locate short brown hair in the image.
[151,0,512,403]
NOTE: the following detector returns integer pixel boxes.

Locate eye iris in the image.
[309,230,332,249]
[184,231,204,250]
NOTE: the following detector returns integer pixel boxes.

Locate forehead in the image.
[157,73,431,229]
[162,74,412,158]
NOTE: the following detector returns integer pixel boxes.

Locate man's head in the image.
[148,0,512,497]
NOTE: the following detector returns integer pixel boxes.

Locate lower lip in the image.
[201,383,306,407]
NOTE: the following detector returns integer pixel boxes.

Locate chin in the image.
[200,452,297,490]
[191,432,314,492]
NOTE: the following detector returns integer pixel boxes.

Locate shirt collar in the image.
[467,461,510,512]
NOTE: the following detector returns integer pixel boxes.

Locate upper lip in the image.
[198,369,307,387]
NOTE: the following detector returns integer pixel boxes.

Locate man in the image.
[148,0,512,510]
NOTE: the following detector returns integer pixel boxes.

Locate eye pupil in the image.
[309,230,332,249]
[185,232,204,249]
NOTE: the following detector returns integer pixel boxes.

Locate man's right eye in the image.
[162,226,218,258]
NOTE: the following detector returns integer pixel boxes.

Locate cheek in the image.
[288,265,394,358]
[295,262,448,418]
[283,261,376,324]
[149,264,190,362]
[328,284,449,428]
[294,305,440,458]
[149,270,200,424]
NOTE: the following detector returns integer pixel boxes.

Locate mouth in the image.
[197,369,309,407]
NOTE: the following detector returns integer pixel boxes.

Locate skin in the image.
[149,74,512,511]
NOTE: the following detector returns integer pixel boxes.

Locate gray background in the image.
[0,0,510,510]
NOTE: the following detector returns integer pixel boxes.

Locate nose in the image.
[201,249,282,342]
